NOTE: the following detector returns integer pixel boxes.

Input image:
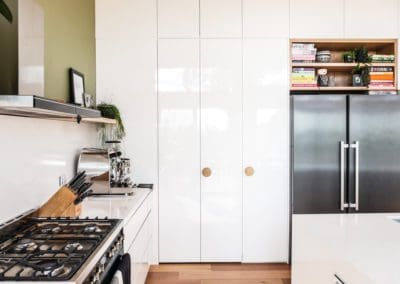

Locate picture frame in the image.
[84,93,94,108]
[69,68,85,106]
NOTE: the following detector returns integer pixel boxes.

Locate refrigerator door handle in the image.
[340,141,349,211]
[350,141,360,211]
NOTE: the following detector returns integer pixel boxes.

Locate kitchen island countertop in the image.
[292,213,400,284]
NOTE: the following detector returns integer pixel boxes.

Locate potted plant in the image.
[352,64,370,87]
[342,51,354,63]
[96,103,125,143]
[354,46,371,63]
[0,0,12,23]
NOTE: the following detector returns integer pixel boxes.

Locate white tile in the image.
[243,0,289,38]
[290,0,345,38]
[344,0,398,38]
[158,0,199,38]
[200,0,242,38]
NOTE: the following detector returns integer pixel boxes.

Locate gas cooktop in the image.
[0,217,122,282]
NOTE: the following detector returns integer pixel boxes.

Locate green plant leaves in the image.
[0,0,12,23]
[97,103,126,140]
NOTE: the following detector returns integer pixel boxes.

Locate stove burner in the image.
[40,224,62,234]
[0,265,7,273]
[34,261,66,277]
[14,239,37,252]
[64,243,83,252]
[83,224,102,233]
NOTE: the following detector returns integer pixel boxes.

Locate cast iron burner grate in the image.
[0,217,119,281]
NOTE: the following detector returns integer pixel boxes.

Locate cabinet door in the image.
[290,0,344,38]
[242,39,290,263]
[127,212,152,284]
[158,39,201,262]
[200,39,243,262]
[200,0,242,38]
[158,0,199,38]
[243,0,289,38]
[344,0,397,38]
[18,0,44,97]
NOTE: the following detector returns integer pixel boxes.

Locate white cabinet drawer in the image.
[124,193,152,251]
[128,212,152,284]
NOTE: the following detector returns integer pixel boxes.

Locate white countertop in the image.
[80,188,152,225]
[292,213,400,284]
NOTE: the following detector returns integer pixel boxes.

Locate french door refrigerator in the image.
[291,94,400,214]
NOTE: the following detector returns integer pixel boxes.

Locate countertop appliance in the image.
[0,212,124,283]
[77,148,134,196]
[291,94,400,214]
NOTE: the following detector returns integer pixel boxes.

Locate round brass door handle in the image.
[202,167,212,177]
[245,166,255,176]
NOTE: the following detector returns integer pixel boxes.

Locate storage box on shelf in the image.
[290,39,397,92]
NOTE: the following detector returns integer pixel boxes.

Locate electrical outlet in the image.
[58,175,67,186]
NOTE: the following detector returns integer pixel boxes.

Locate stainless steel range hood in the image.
[0,95,101,122]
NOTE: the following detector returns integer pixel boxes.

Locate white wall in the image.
[0,116,97,223]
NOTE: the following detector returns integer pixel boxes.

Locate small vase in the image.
[352,74,363,87]
[343,55,353,63]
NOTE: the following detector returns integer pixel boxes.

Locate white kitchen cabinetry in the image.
[158,38,290,263]
[243,0,289,38]
[200,39,243,262]
[242,39,289,263]
[125,193,153,284]
[344,0,398,38]
[200,0,242,38]
[158,39,201,262]
[290,0,344,38]
[18,0,44,97]
[158,0,199,38]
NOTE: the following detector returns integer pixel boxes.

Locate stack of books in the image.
[292,68,317,88]
[369,66,394,88]
[370,54,395,63]
[292,43,316,62]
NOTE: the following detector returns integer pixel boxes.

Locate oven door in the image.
[106,253,131,284]
[111,271,124,284]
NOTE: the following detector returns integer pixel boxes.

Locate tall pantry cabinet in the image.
[158,0,289,263]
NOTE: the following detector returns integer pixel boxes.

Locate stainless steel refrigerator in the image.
[291,94,400,214]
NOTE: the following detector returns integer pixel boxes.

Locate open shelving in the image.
[290,39,398,92]
[0,95,117,124]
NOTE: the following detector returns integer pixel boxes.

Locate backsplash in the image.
[0,116,97,223]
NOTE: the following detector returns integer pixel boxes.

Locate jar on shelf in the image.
[317,68,329,87]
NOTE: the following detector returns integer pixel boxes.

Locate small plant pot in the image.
[343,55,354,63]
[352,74,363,86]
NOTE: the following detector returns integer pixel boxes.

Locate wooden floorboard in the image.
[146,264,291,284]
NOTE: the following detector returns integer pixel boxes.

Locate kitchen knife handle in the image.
[340,141,349,211]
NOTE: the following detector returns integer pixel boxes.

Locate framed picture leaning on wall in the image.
[69,68,85,106]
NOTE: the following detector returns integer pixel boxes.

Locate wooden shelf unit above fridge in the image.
[290,39,398,92]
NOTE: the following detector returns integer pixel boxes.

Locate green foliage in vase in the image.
[97,103,126,139]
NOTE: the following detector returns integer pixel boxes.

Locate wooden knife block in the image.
[36,186,82,218]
